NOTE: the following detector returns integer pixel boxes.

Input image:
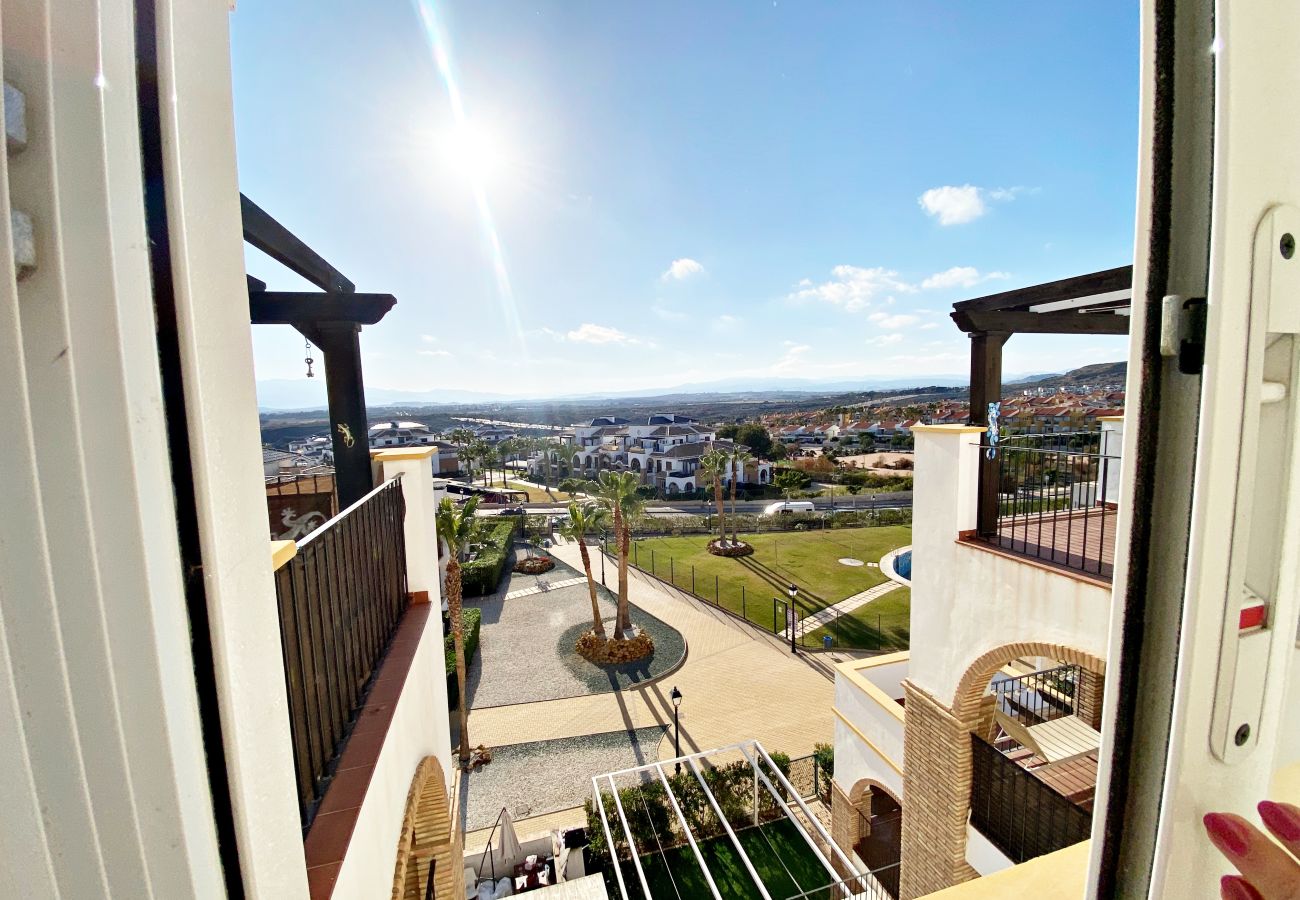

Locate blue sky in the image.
[231,1,1138,400]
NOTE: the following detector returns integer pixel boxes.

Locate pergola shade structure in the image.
[243,194,397,508]
[951,266,1132,536]
[590,740,890,900]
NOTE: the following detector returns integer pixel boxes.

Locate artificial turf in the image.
[627,526,911,643]
[622,818,835,900]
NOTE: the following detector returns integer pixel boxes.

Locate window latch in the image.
[1159,294,1208,374]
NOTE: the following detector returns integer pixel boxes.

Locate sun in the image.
[439,120,509,188]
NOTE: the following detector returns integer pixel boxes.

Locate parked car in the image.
[499,507,527,516]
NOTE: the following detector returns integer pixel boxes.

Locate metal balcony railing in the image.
[977,430,1120,580]
[969,734,1092,864]
[273,476,408,828]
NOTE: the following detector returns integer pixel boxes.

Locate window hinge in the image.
[1159,294,1208,374]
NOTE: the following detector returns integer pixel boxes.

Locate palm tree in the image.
[699,450,730,547]
[593,470,642,637]
[559,500,610,638]
[729,448,754,547]
[435,495,479,766]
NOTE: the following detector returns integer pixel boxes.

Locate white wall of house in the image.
[908,426,1112,706]
[965,823,1014,876]
[331,608,448,897]
[833,659,906,801]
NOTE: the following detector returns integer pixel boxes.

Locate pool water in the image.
[894,549,912,580]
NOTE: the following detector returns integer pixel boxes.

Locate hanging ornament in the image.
[304,337,315,378]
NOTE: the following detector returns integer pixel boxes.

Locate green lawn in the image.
[806,587,911,651]
[624,526,910,646]
[622,818,835,900]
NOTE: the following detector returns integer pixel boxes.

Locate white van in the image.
[761,500,816,517]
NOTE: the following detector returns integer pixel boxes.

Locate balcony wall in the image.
[907,426,1112,708]
[834,653,908,802]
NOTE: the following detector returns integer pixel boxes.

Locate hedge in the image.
[461,518,519,596]
[445,607,481,709]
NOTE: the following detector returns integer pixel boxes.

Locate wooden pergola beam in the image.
[241,193,355,294]
[955,309,1130,335]
[249,291,396,326]
[951,265,1132,317]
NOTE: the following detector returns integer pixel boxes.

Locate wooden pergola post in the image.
[970,331,1008,537]
[311,323,373,509]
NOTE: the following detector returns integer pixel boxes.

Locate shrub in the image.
[445,607,481,708]
[461,518,518,596]
[812,742,834,778]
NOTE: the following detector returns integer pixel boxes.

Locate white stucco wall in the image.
[332,609,448,898]
[833,661,906,801]
[965,823,1014,876]
[908,427,1112,707]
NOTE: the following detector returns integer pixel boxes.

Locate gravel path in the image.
[458,726,666,832]
[466,552,685,709]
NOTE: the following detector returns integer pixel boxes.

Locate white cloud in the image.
[420,334,438,343]
[565,323,639,345]
[788,265,916,312]
[419,349,452,358]
[713,314,741,330]
[866,333,905,347]
[662,258,704,281]
[921,266,1011,290]
[919,322,940,330]
[918,184,1024,226]
[867,312,920,329]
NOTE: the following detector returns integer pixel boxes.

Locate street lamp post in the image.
[787,583,799,654]
[671,686,683,774]
[600,530,606,586]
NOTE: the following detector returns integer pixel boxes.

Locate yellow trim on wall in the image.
[1096,415,1125,423]
[920,841,1089,898]
[837,653,909,723]
[271,540,297,571]
[833,706,903,775]
[910,424,985,434]
[370,446,437,461]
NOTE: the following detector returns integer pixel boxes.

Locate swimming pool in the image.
[894,549,912,580]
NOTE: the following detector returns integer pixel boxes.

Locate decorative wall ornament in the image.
[337,422,356,447]
[985,402,1001,460]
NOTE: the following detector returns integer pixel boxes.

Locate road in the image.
[476,492,913,516]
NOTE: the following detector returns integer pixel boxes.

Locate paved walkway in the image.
[466,537,838,770]
[794,581,902,637]
[503,575,586,600]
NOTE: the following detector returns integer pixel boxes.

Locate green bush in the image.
[461,518,518,596]
[445,607,481,709]
[812,742,834,779]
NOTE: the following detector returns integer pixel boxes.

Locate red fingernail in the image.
[1205,812,1250,855]
[1221,875,1260,900]
[1258,800,1300,841]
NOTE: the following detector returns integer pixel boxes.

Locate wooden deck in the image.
[1005,746,1099,811]
[991,507,1117,581]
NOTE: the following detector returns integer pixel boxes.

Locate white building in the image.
[368,419,438,448]
[548,413,773,494]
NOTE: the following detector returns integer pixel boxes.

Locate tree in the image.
[728,448,753,547]
[736,423,774,458]
[774,469,804,500]
[435,495,479,766]
[559,500,610,638]
[698,450,730,547]
[593,471,643,637]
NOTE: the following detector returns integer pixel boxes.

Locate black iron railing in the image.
[853,809,902,898]
[969,735,1092,864]
[991,664,1081,726]
[273,476,408,828]
[978,430,1119,580]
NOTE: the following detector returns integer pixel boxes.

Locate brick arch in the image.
[848,776,900,810]
[951,641,1107,726]
[391,756,460,899]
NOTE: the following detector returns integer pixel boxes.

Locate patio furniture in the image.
[995,709,1101,766]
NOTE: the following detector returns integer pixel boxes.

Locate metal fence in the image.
[991,664,1083,726]
[785,754,833,804]
[272,476,409,829]
[602,536,909,653]
[968,735,1092,864]
[979,430,1119,580]
[781,865,901,900]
